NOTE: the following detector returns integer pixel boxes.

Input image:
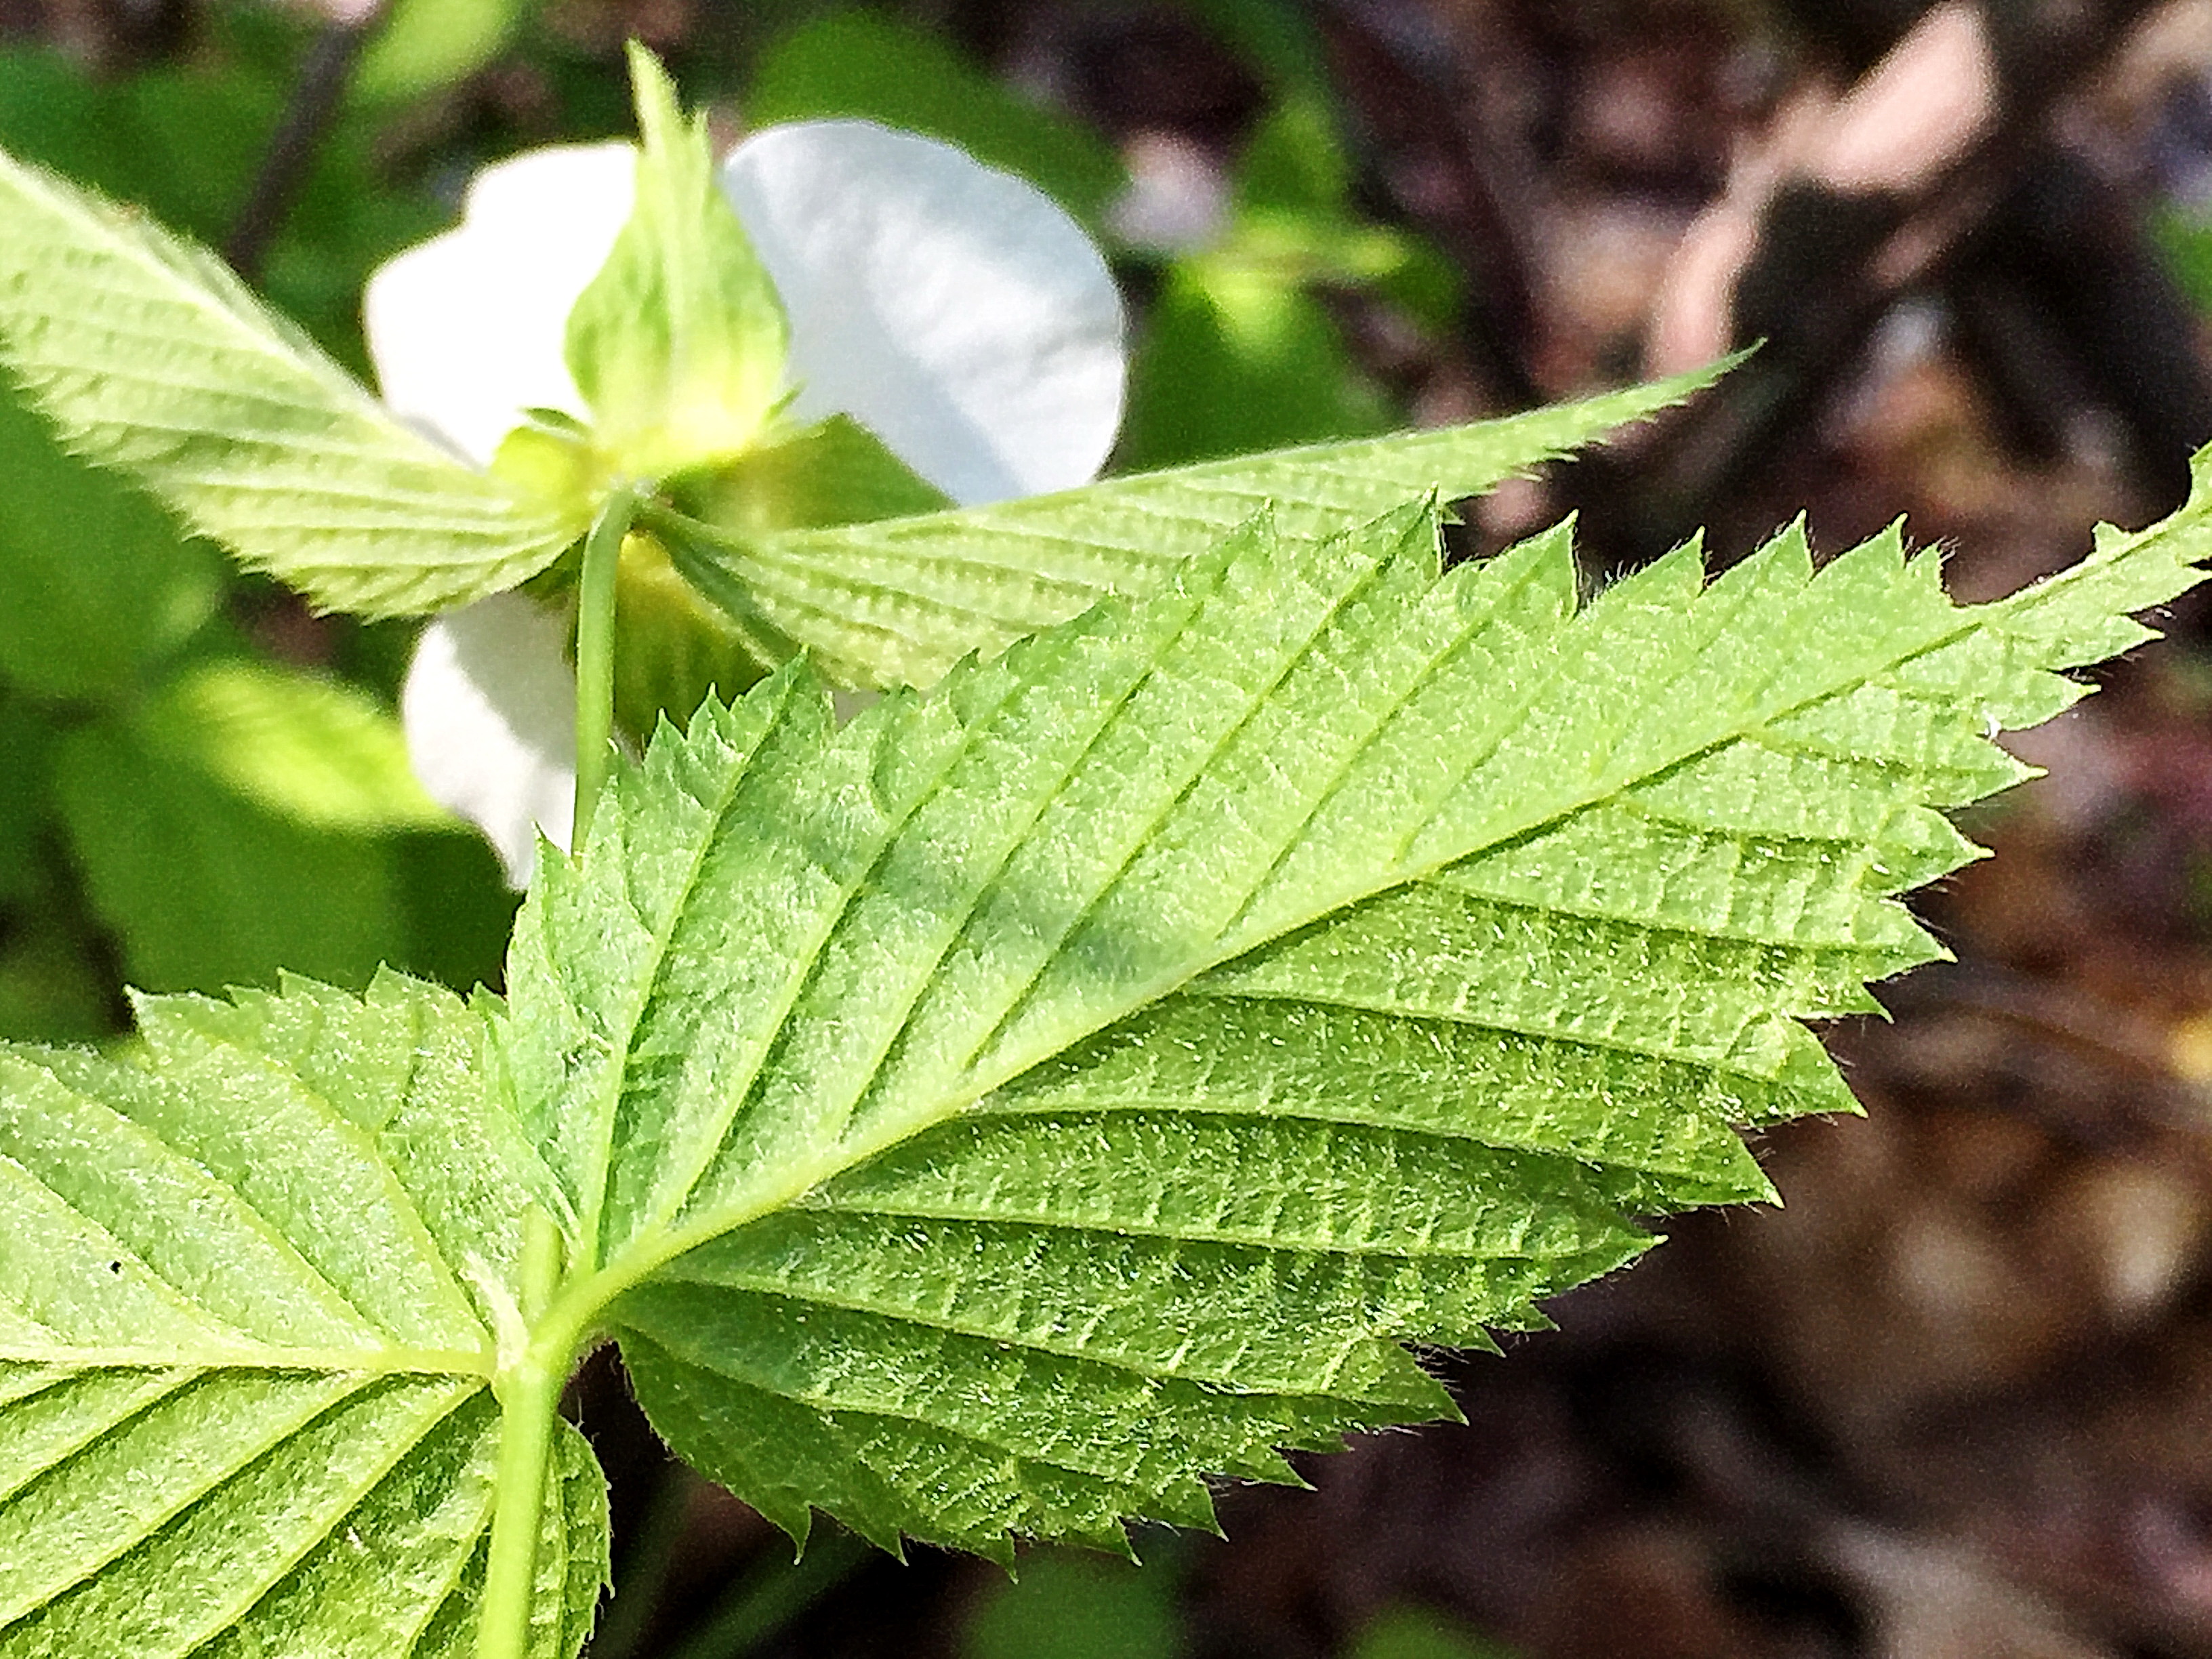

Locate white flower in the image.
[370,121,1127,884]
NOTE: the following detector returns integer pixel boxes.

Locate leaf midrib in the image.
[655,610,2007,1248]
[0,155,380,410]
[0,1343,495,1377]
[565,517,2109,1364]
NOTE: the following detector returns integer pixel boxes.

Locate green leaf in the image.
[747,11,1128,229]
[138,659,448,833]
[51,658,495,994]
[656,361,1740,689]
[0,380,222,698]
[1115,256,1391,471]
[503,453,2212,1561]
[0,972,606,1658]
[0,142,579,618]
[963,1553,1181,1659]
[564,46,788,485]
[354,0,541,106]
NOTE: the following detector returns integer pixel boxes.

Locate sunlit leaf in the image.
[662,363,1735,689]
[502,455,2210,1557]
[0,144,580,618]
[0,973,605,1658]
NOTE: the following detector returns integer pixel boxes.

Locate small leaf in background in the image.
[747,10,1128,229]
[1119,98,1458,470]
[1236,98,1459,332]
[0,384,222,700]
[964,1552,1183,1659]
[1117,258,1391,469]
[353,0,542,107]
[1349,1606,1517,1659]
[51,659,511,996]
[140,659,447,835]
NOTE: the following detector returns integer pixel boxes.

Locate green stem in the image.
[573,485,640,847]
[476,1215,574,1659]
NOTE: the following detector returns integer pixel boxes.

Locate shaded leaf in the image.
[0,339,222,699]
[53,659,500,994]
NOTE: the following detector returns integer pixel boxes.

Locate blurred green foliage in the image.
[0,13,516,1039]
[964,1553,1184,1659]
[356,0,543,107]
[746,9,1128,228]
[1349,1607,1519,1659]
[1118,95,1456,467]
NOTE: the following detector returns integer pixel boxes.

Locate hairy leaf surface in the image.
[658,361,1736,688]
[505,464,2212,1559]
[0,145,581,618]
[0,973,604,1657]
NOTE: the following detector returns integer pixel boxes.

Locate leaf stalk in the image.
[476,1212,573,1659]
[573,485,640,846]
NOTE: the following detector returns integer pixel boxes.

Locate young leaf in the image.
[504,460,2211,1560]
[0,972,605,1657]
[655,359,1738,689]
[0,145,581,619]
[563,45,789,483]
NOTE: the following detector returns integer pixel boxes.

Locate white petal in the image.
[402,591,576,887]
[364,143,638,466]
[720,121,1126,506]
